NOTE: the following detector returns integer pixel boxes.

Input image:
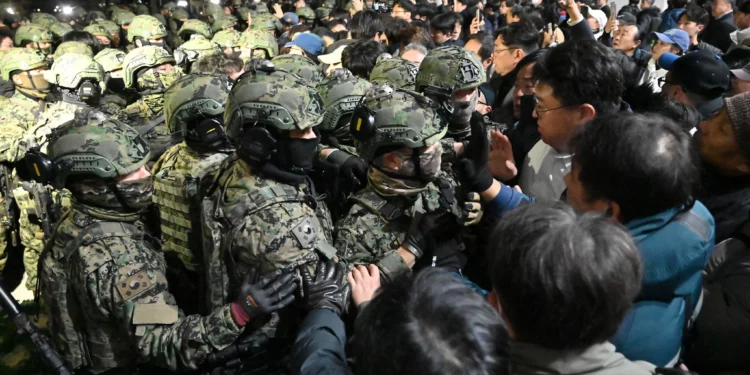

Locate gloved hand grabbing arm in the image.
[300,260,351,316]
[402,210,459,259]
[232,269,297,326]
[457,113,498,194]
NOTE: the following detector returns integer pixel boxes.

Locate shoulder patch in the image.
[292,216,317,248]
[116,269,153,301]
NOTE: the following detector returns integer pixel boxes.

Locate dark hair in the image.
[62,30,101,53]
[0,29,12,43]
[430,12,459,35]
[394,0,417,12]
[193,54,244,75]
[289,24,311,37]
[508,3,525,18]
[569,112,699,222]
[399,25,436,50]
[384,17,411,47]
[350,9,385,39]
[489,202,643,350]
[510,47,547,76]
[681,3,710,26]
[459,0,482,8]
[467,32,495,61]
[330,10,350,21]
[328,18,347,30]
[415,4,438,20]
[533,40,623,115]
[739,0,750,13]
[312,26,335,40]
[672,0,689,8]
[354,268,511,375]
[342,39,387,78]
[495,19,540,54]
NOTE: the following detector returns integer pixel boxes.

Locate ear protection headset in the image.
[77,79,100,102]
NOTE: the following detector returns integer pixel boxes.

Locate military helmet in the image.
[94,20,120,38]
[224,68,324,143]
[296,7,315,20]
[52,41,94,60]
[14,24,54,46]
[0,48,49,81]
[248,12,277,31]
[319,73,372,145]
[315,5,331,19]
[271,54,324,85]
[370,57,419,91]
[88,10,107,22]
[56,9,77,23]
[178,19,213,41]
[162,2,178,12]
[30,12,58,27]
[72,6,87,20]
[122,46,175,88]
[212,16,236,33]
[171,8,190,20]
[415,45,486,96]
[175,36,221,65]
[111,10,136,26]
[127,15,168,42]
[213,29,242,49]
[205,3,224,18]
[239,29,278,59]
[164,73,232,139]
[44,53,104,89]
[84,24,111,39]
[49,22,75,40]
[94,48,126,73]
[134,4,150,15]
[46,116,150,188]
[352,86,447,161]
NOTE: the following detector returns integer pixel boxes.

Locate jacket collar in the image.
[511,341,632,374]
[625,206,682,238]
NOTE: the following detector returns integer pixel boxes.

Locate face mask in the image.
[450,90,478,125]
[107,77,126,93]
[272,136,320,175]
[142,93,165,113]
[16,71,51,99]
[115,176,154,211]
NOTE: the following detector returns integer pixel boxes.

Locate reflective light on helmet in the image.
[211,0,221,4]
[62,6,73,15]
[177,1,188,7]
[5,8,14,15]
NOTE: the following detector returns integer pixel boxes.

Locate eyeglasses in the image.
[534,103,578,116]
[493,47,518,54]
[657,77,679,88]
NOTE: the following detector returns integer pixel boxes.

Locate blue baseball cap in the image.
[284,33,324,57]
[282,12,299,25]
[654,29,690,53]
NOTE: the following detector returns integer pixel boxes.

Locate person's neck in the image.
[691,35,699,45]
[624,48,636,57]
[717,9,732,18]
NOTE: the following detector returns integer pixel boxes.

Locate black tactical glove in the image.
[300,260,351,316]
[327,149,368,195]
[402,210,460,259]
[457,112,495,192]
[236,269,297,320]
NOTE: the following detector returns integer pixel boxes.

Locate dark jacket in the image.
[688,40,724,56]
[685,225,750,374]
[698,164,750,243]
[638,7,663,35]
[659,8,686,33]
[701,12,739,52]
[291,309,351,375]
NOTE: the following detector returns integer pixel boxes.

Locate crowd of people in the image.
[0,0,747,373]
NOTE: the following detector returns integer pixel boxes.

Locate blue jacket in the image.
[611,202,715,366]
[487,186,715,366]
[659,8,686,33]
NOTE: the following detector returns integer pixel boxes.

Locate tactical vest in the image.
[349,178,459,222]
[153,152,228,271]
[200,157,336,312]
[40,212,144,370]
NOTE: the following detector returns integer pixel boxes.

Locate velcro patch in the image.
[116,270,153,301]
[292,216,317,248]
[132,303,179,325]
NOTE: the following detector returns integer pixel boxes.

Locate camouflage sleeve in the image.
[76,238,243,371]
[440,137,458,165]
[0,122,28,163]
[333,208,410,280]
[232,202,329,275]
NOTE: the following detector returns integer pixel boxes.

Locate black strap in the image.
[435,178,455,210]
[139,113,165,136]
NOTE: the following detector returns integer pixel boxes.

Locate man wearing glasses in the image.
[658,50,731,119]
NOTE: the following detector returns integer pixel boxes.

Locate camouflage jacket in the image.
[334,179,464,281]
[202,157,336,314]
[115,97,178,162]
[99,92,128,116]
[0,92,45,162]
[30,101,83,152]
[40,204,243,372]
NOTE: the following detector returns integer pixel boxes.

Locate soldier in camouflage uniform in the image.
[94,48,131,115]
[168,9,191,48]
[318,69,371,150]
[177,19,213,44]
[238,29,278,62]
[174,35,221,74]
[116,46,183,162]
[152,73,234,315]
[200,65,336,345]
[271,54,325,85]
[93,20,123,48]
[370,55,419,91]
[296,6,315,26]
[84,23,113,48]
[38,116,296,373]
[334,85,480,282]
[111,10,135,49]
[51,41,93,61]
[127,14,169,50]
[213,28,242,58]
[0,49,51,280]
[12,53,105,290]
[30,12,58,28]
[49,22,74,43]
[212,16,237,33]
[14,24,54,58]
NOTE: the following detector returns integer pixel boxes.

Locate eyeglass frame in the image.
[657,76,680,88]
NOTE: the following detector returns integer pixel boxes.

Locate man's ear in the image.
[607,201,623,222]
[513,48,526,64]
[697,24,705,33]
[11,73,22,86]
[483,56,494,70]
[577,103,597,124]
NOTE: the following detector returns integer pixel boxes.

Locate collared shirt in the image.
[518,140,573,201]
